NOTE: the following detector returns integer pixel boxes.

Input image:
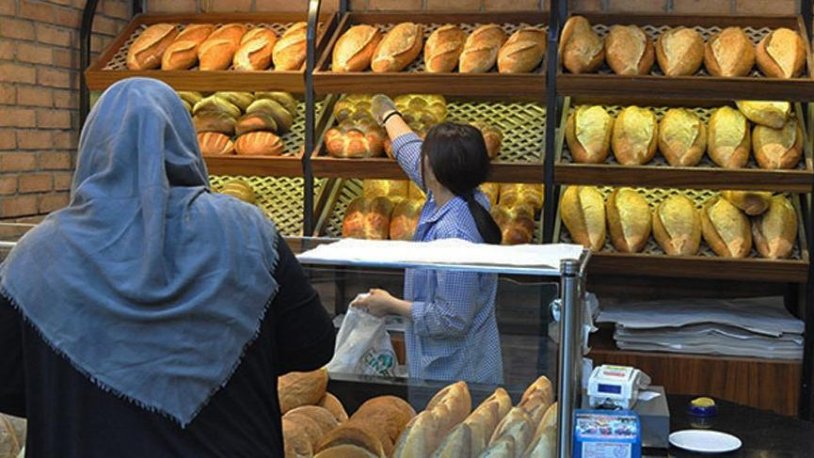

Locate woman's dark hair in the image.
[421,122,502,245]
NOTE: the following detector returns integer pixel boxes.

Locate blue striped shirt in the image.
[392,133,504,385]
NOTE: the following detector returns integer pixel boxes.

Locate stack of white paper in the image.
[597,297,804,360]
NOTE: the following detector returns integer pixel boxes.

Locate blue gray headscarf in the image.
[0,78,280,427]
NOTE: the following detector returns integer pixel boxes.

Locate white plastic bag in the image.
[326,298,397,377]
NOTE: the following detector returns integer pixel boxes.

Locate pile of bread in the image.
[332,22,546,74]
[180,90,298,156]
[126,22,307,71]
[483,183,544,245]
[325,94,502,160]
[566,100,803,169]
[560,16,806,78]
[342,180,426,241]
[278,369,558,458]
[561,186,798,259]
[0,414,25,458]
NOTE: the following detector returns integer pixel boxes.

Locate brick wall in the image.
[0,0,131,221]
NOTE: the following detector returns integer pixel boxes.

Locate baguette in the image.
[459,24,508,73]
[721,190,772,216]
[424,24,466,72]
[333,25,382,72]
[372,22,423,73]
[565,105,614,164]
[273,22,307,70]
[652,194,701,256]
[704,27,755,77]
[607,188,652,253]
[233,27,277,71]
[752,195,797,259]
[658,108,707,167]
[560,186,606,251]
[559,16,604,74]
[497,27,546,74]
[707,106,750,169]
[604,24,654,75]
[700,196,752,258]
[127,23,178,70]
[735,100,791,129]
[161,24,214,70]
[489,407,533,453]
[756,27,806,78]
[752,117,803,169]
[655,26,704,76]
[611,106,658,165]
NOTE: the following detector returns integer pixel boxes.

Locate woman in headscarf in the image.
[0,78,335,457]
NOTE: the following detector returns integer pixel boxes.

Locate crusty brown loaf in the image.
[127,23,178,70]
[316,424,386,457]
[652,194,701,256]
[560,186,606,251]
[342,196,394,240]
[425,381,472,432]
[371,22,423,73]
[283,416,316,457]
[392,409,441,458]
[611,106,658,165]
[325,119,386,158]
[197,132,234,155]
[198,23,246,71]
[194,111,236,135]
[319,393,349,423]
[658,108,707,167]
[498,184,543,212]
[469,120,503,159]
[489,407,533,453]
[273,22,307,70]
[756,27,806,78]
[278,368,329,413]
[424,24,467,72]
[497,27,546,74]
[492,204,535,245]
[459,24,508,73]
[286,406,339,438]
[655,26,704,76]
[700,196,752,258]
[707,106,751,169]
[235,112,277,136]
[752,195,797,259]
[704,27,755,77]
[721,190,772,216]
[607,188,652,253]
[559,16,604,74]
[363,179,409,202]
[565,105,614,164]
[351,396,416,443]
[314,444,379,458]
[333,25,382,72]
[735,100,790,129]
[161,24,214,70]
[234,131,284,156]
[604,24,654,75]
[233,28,277,71]
[752,117,803,170]
[389,199,423,241]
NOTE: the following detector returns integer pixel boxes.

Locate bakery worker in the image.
[0,78,335,457]
[353,95,505,385]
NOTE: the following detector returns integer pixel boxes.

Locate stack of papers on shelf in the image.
[597,297,804,360]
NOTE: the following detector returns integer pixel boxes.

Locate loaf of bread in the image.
[390,199,423,241]
[220,179,256,204]
[434,387,512,457]
[256,91,298,115]
[489,407,534,453]
[565,105,614,164]
[752,117,803,169]
[652,194,701,256]
[334,94,374,121]
[519,375,554,425]
[480,182,500,207]
[707,106,750,168]
[273,22,307,70]
[233,27,277,71]
[459,24,508,73]
[756,28,806,78]
[319,393,349,423]
[424,381,472,432]
[198,23,246,71]
[287,406,340,439]
[607,188,652,253]
[216,91,255,111]
[194,111,236,135]
[234,131,284,156]
[721,190,772,216]
[193,95,241,119]
[655,26,704,76]
[316,424,386,457]
[658,108,707,167]
[372,22,423,73]
[605,25,654,75]
[499,184,543,212]
[278,368,329,413]
[161,24,214,70]
[560,186,606,251]
[481,435,515,456]
[469,120,503,159]
[333,25,382,72]
[424,24,467,72]
[235,112,277,136]
[704,27,755,77]
[394,94,447,125]
[246,98,294,133]
[735,100,790,129]
[497,27,546,74]
[701,196,752,258]
[752,195,797,259]
[559,16,604,74]
[314,444,379,458]
[342,196,394,239]
[0,414,25,458]
[526,403,558,458]
[178,91,203,108]
[197,132,234,155]
[283,416,317,457]
[612,106,658,165]
[492,204,535,245]
[351,396,416,445]
[325,119,386,158]
[127,23,178,70]
[392,410,440,457]
[363,179,409,202]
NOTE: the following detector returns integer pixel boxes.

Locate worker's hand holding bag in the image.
[326,295,397,377]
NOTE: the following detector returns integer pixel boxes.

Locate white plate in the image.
[669,430,742,453]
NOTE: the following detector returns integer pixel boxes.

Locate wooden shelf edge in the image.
[204,156,304,177]
[84,71,307,93]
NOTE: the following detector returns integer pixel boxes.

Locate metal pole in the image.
[557,258,581,458]
[304,0,321,236]
[542,0,563,243]
[79,0,100,127]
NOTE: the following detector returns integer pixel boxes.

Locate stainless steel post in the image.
[557,258,581,458]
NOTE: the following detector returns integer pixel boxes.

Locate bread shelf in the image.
[557,14,814,102]
[554,98,814,192]
[311,95,546,183]
[85,12,337,93]
[553,187,809,283]
[313,12,547,98]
